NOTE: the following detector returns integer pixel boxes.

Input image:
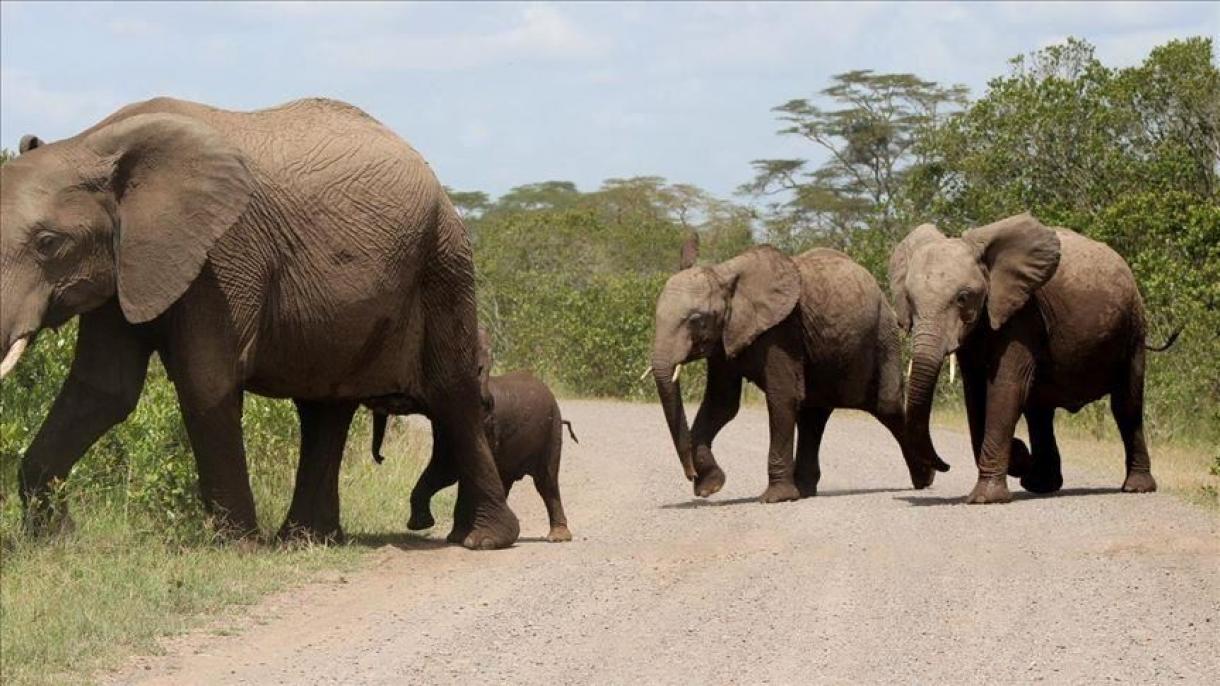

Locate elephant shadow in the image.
[660,487,912,510]
[347,532,452,551]
[895,486,1119,507]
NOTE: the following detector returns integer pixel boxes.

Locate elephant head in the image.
[889,212,1061,446]
[0,113,254,378]
[651,242,801,479]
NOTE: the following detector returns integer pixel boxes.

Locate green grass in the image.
[0,419,450,686]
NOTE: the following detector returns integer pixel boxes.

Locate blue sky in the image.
[2,2,1215,199]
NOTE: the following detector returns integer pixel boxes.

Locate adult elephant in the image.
[889,212,1167,504]
[650,241,948,502]
[0,97,518,548]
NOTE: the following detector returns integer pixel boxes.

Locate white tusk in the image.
[905,358,912,381]
[671,363,683,384]
[0,337,29,379]
[948,353,957,384]
[639,366,654,381]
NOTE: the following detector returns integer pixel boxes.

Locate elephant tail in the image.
[371,411,388,464]
[1145,326,1182,353]
[561,420,579,444]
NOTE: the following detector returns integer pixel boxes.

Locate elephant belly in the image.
[245,293,429,401]
[1030,342,1124,412]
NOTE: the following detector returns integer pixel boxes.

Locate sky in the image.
[1,1,1216,200]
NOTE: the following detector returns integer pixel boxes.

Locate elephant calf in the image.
[373,371,576,543]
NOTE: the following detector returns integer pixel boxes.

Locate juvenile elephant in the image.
[372,370,576,543]
[0,97,518,548]
[651,241,947,502]
[889,212,1169,503]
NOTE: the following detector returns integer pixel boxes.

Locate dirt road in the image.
[110,400,1219,684]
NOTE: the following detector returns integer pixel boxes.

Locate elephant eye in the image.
[955,290,971,306]
[33,229,68,258]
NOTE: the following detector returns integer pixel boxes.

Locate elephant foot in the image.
[760,481,801,504]
[1121,471,1157,493]
[546,525,573,543]
[965,476,1012,504]
[795,477,820,498]
[1020,468,1063,494]
[694,466,726,498]
[908,464,935,490]
[1006,439,1033,478]
[407,508,436,531]
[446,526,469,545]
[276,520,345,545]
[461,502,520,550]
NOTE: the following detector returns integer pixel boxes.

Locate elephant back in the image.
[791,248,888,365]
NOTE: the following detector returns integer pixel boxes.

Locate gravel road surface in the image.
[108,399,1220,684]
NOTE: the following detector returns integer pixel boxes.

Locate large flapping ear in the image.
[962,212,1061,330]
[19,135,43,154]
[888,224,945,331]
[678,231,700,270]
[84,113,254,323]
[712,246,801,358]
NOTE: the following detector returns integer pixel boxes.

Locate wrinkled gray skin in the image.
[0,97,518,548]
[651,242,947,503]
[890,212,1159,503]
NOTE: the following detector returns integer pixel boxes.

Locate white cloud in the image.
[322,4,607,71]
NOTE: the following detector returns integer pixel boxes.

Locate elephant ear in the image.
[19,134,43,154]
[888,223,945,331]
[712,246,801,358]
[84,113,254,323]
[962,212,1061,330]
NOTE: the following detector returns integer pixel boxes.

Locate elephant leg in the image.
[159,309,262,538]
[1020,406,1063,493]
[19,302,152,534]
[408,425,457,531]
[961,364,988,467]
[689,357,741,497]
[966,343,1035,504]
[535,423,571,542]
[1112,348,1156,493]
[446,479,475,544]
[279,400,357,543]
[760,390,801,503]
[174,387,260,538]
[793,406,831,497]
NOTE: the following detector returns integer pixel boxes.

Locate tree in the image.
[741,70,968,270]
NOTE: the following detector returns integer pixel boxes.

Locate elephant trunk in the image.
[0,270,49,380]
[905,325,949,472]
[652,361,696,481]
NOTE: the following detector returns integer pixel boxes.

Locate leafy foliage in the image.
[470,176,754,400]
[741,70,968,277]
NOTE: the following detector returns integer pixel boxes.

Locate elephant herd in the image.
[0,97,1168,551]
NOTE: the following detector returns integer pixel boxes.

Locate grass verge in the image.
[0,418,449,686]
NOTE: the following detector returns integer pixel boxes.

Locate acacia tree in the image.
[741,70,967,272]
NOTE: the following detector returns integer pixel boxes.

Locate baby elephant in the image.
[372,371,577,542]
